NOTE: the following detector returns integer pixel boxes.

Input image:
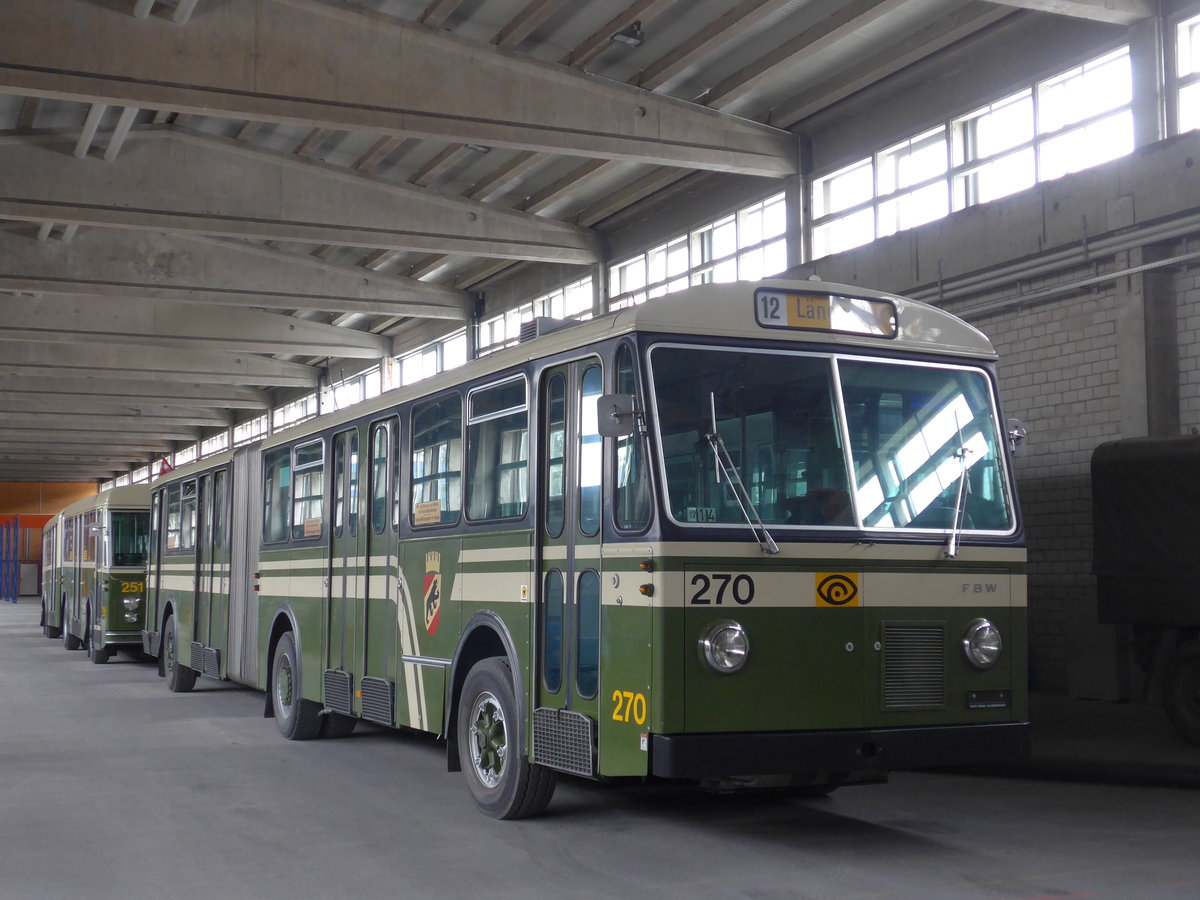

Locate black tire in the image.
[320,712,358,739]
[42,604,62,640]
[1165,639,1200,745]
[456,657,556,819]
[271,632,322,740]
[163,614,197,693]
[62,608,81,651]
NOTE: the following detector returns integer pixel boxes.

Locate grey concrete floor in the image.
[3,598,1199,900]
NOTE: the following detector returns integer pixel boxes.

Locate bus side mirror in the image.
[1006,418,1028,458]
[597,394,638,438]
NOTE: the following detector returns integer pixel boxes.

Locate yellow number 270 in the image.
[611,690,647,726]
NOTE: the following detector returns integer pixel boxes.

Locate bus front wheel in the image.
[163,614,196,693]
[456,657,555,819]
[271,632,322,740]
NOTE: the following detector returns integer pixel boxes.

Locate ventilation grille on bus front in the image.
[533,707,595,776]
[882,624,946,709]
[360,676,394,726]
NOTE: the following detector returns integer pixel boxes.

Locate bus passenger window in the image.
[262,447,292,543]
[348,431,360,537]
[579,366,602,537]
[165,483,182,551]
[614,344,651,531]
[545,374,566,538]
[180,481,197,551]
[213,469,228,550]
[542,570,564,693]
[576,570,600,698]
[467,377,528,521]
[370,423,389,535]
[292,440,324,540]
[411,395,462,527]
[334,434,346,538]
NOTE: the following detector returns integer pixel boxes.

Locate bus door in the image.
[194,470,230,676]
[146,492,162,654]
[83,511,100,634]
[361,418,399,725]
[327,428,364,715]
[194,473,214,669]
[535,359,604,771]
[208,468,231,673]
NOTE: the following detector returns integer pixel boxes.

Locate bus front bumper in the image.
[650,721,1030,779]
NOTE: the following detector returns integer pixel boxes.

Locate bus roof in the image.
[155,278,996,479]
[57,485,150,519]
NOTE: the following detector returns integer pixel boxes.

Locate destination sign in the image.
[753,288,897,337]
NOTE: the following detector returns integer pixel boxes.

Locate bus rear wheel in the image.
[320,712,357,739]
[1165,639,1200,745]
[163,614,196,693]
[271,632,322,740]
[456,657,555,819]
[42,603,61,639]
[62,613,81,651]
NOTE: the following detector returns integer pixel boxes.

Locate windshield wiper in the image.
[705,393,780,556]
[944,425,973,559]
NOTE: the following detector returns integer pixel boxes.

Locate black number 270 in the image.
[689,573,755,605]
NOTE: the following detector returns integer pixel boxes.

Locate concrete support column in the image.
[1129,13,1167,148]
[795,136,814,268]
[466,295,483,362]
[1141,244,1180,436]
[1116,248,1151,438]
[592,261,609,317]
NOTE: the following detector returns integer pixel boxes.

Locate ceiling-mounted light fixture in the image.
[465,144,492,153]
[611,21,644,47]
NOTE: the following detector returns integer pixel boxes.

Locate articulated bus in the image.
[42,486,151,664]
[143,279,1028,818]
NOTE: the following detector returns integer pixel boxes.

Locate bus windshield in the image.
[648,346,1014,534]
[109,511,149,567]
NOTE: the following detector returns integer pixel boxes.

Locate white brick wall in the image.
[964,276,1124,691]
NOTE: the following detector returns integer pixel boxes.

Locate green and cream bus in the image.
[143,279,1028,818]
[42,486,151,664]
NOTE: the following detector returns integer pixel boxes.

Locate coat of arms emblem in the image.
[423,551,442,635]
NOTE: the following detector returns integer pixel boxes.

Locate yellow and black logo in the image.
[815,572,859,607]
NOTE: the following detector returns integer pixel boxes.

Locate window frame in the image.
[291,438,325,542]
[410,392,464,529]
[465,375,530,524]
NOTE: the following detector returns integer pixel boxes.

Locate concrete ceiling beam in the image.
[0,0,795,176]
[0,130,599,264]
[0,228,469,320]
[0,340,319,387]
[0,293,391,359]
[984,0,1152,25]
[0,374,269,409]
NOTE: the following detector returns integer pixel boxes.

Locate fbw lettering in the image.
[961,583,999,594]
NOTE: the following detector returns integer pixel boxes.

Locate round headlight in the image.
[699,621,749,674]
[124,612,138,623]
[963,618,1002,669]
[123,597,140,610]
